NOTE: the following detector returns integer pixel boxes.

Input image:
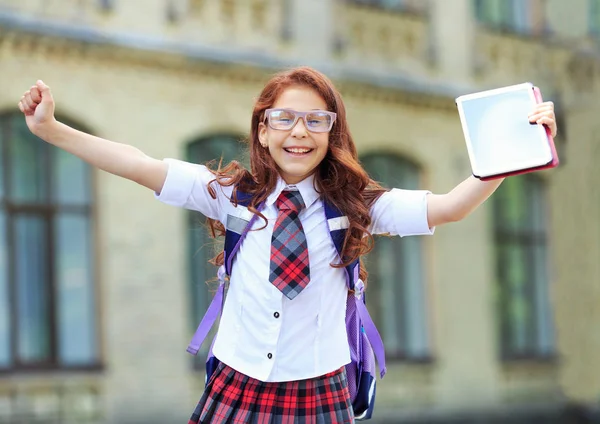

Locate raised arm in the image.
[426,101,558,227]
[426,176,504,227]
[18,80,167,193]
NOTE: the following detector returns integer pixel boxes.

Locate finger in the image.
[530,106,554,116]
[531,105,554,113]
[36,80,52,97]
[529,105,554,117]
[30,86,42,104]
[529,113,544,122]
[23,92,35,109]
[536,116,553,125]
[537,117,557,137]
[23,92,32,108]
[529,111,555,123]
[19,100,34,116]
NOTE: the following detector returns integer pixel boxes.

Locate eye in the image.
[271,110,295,123]
[307,113,330,126]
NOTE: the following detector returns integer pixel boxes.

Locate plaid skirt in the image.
[188,362,355,423]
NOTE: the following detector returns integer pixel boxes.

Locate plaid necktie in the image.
[269,189,310,300]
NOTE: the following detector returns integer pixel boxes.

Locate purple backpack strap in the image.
[353,277,387,379]
[323,205,387,379]
[186,266,227,355]
[187,210,262,356]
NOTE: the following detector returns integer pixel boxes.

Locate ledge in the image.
[0,9,465,110]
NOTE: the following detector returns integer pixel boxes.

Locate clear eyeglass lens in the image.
[269,110,296,129]
[268,110,332,132]
[305,112,331,131]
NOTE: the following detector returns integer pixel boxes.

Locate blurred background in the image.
[0,0,599,423]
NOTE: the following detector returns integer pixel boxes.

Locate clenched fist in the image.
[18,80,56,136]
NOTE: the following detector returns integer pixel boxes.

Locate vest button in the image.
[267,353,273,359]
[273,312,280,318]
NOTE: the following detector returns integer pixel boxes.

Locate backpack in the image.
[186,190,387,420]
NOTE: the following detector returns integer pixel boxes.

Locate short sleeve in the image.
[369,189,435,237]
[154,158,230,221]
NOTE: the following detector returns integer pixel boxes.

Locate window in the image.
[352,0,405,9]
[186,135,245,360]
[493,175,555,359]
[474,0,547,35]
[361,154,430,360]
[0,113,98,371]
[98,0,114,11]
[590,0,600,35]
[348,0,424,13]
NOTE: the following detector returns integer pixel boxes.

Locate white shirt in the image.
[156,158,434,382]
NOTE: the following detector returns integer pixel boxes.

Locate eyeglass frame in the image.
[263,108,337,133]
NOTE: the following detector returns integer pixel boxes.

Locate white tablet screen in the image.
[458,86,552,177]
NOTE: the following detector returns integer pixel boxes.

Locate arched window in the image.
[361,153,430,360]
[0,113,98,370]
[186,134,246,360]
[493,174,555,358]
[473,0,547,35]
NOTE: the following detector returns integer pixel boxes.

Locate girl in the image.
[18,67,557,423]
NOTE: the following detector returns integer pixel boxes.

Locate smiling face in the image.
[258,86,331,185]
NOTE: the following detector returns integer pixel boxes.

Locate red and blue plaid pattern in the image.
[269,190,310,300]
[188,362,355,423]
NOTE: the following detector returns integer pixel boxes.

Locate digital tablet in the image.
[455,82,559,180]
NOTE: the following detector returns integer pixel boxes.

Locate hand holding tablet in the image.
[455,83,559,180]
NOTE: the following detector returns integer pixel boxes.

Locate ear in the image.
[258,122,268,148]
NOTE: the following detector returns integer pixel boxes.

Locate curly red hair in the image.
[206,66,386,283]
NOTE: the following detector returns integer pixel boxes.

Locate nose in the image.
[290,117,308,138]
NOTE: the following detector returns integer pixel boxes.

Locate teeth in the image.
[286,148,311,154]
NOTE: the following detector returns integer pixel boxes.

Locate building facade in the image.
[0,0,598,422]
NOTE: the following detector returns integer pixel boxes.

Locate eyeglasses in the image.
[264,108,337,133]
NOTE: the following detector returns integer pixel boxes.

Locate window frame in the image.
[360,152,432,362]
[0,113,101,373]
[185,133,246,368]
[493,174,556,361]
[473,0,549,37]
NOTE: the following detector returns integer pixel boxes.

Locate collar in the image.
[266,173,320,209]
